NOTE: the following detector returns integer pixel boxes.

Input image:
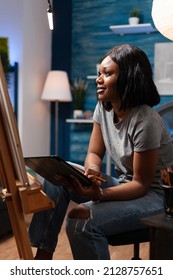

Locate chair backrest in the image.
[156,101,173,141]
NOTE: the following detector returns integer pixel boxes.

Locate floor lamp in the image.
[41,70,72,155]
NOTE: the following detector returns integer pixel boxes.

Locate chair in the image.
[156,101,173,141]
[108,228,150,260]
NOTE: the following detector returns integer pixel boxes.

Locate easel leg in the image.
[5,194,33,260]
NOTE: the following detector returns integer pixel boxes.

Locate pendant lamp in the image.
[47,0,53,30]
[152,0,173,40]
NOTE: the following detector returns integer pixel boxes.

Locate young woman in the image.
[29,44,173,260]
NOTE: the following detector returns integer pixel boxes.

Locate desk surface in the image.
[142,212,173,232]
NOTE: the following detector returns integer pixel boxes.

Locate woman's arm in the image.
[68,148,159,202]
[84,121,106,175]
[84,122,159,201]
[101,148,159,201]
[65,121,159,202]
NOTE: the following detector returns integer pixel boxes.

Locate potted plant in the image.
[71,78,88,118]
[128,8,140,25]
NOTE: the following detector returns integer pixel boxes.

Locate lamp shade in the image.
[41,70,72,102]
[152,0,173,40]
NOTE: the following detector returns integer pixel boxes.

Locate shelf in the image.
[87,75,97,79]
[66,118,93,123]
[109,23,157,36]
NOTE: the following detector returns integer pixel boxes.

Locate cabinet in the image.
[142,213,173,260]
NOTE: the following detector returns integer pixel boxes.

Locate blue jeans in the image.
[29,174,164,259]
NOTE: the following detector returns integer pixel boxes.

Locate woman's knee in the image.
[68,204,90,219]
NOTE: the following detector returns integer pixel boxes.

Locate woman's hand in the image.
[55,173,103,201]
[84,166,101,177]
[70,174,103,201]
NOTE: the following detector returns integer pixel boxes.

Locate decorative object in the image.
[73,109,83,119]
[47,0,53,30]
[152,0,173,40]
[71,78,88,118]
[0,37,10,82]
[41,70,72,154]
[128,8,140,25]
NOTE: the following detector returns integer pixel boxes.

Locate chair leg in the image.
[131,243,141,260]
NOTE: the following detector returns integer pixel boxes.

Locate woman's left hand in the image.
[56,174,103,201]
[69,174,103,201]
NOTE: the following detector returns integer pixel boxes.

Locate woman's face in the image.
[96,55,119,104]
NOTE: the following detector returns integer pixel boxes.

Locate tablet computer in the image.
[24,156,92,187]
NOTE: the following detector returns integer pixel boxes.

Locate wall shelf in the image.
[87,75,97,79]
[109,23,157,36]
[66,118,93,123]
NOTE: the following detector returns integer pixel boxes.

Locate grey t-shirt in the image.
[93,102,173,188]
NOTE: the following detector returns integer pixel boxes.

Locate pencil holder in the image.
[162,185,173,217]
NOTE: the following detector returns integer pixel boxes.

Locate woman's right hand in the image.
[84,165,102,177]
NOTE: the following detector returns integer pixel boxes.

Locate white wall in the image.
[0,0,52,156]
[154,42,173,96]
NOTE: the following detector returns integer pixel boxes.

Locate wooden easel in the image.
[0,59,55,259]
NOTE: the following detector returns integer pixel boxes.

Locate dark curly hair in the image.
[101,44,160,111]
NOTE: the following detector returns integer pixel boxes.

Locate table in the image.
[142,213,173,260]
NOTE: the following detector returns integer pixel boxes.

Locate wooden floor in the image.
[0,202,149,260]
